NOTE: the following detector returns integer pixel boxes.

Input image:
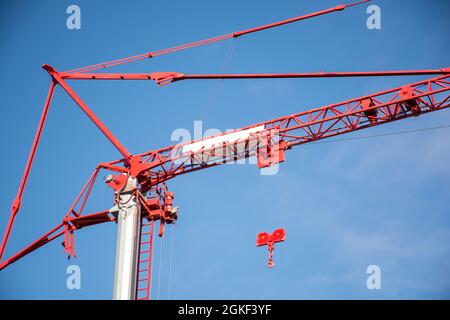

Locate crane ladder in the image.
[135,219,155,300]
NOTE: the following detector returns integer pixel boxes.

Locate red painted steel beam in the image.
[66,210,115,229]
[64,0,369,74]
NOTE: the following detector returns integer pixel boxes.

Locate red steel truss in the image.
[1,0,449,299]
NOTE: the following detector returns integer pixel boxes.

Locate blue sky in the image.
[0,0,449,299]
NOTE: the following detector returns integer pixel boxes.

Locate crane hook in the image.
[256,228,286,268]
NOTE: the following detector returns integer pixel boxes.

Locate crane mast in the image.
[0,0,449,300]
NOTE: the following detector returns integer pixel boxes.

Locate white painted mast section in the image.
[112,176,141,300]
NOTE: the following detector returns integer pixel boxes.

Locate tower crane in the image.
[0,0,449,300]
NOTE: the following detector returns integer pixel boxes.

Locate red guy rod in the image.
[59,68,450,86]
